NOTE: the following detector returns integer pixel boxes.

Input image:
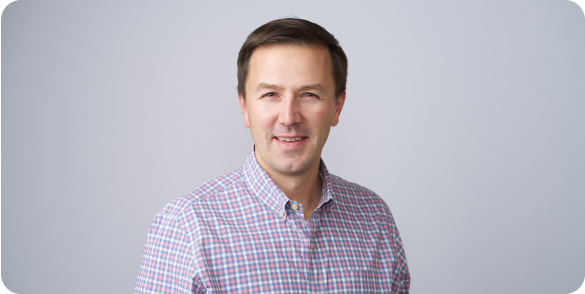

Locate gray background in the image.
[2,0,585,293]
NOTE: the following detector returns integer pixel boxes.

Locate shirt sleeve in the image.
[379,204,410,294]
[135,211,201,294]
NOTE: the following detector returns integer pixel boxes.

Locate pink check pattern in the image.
[135,148,410,293]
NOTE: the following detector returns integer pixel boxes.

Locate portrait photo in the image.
[2,0,584,293]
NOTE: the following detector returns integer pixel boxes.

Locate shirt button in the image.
[291,203,299,210]
[310,242,315,250]
[280,212,285,218]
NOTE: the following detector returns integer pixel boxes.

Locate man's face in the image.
[238,45,345,177]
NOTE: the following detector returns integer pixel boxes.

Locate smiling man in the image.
[240,44,344,221]
[135,18,410,293]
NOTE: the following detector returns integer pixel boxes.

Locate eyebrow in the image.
[256,83,282,91]
[298,83,326,92]
[255,83,326,92]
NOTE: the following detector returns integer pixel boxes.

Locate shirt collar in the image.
[242,146,334,220]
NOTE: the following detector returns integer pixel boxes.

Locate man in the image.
[135,18,410,293]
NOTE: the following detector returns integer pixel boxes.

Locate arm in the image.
[135,211,202,294]
[379,205,410,294]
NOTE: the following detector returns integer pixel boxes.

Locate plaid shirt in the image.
[135,148,410,293]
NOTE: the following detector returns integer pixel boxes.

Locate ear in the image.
[331,91,346,127]
[238,92,250,128]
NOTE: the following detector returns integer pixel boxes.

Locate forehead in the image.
[246,45,334,89]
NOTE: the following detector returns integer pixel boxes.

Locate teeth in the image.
[277,137,303,142]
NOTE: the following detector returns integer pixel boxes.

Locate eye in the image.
[261,92,277,98]
[303,93,318,98]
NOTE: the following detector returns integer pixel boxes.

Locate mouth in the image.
[273,136,308,147]
[274,137,306,142]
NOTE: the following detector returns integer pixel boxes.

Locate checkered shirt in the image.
[135,148,410,293]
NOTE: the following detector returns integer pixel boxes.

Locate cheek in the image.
[248,107,277,132]
[307,110,334,134]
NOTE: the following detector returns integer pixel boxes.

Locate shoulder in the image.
[157,168,245,219]
[328,174,390,212]
[327,173,398,232]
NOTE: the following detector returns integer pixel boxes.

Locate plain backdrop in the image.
[2,0,585,293]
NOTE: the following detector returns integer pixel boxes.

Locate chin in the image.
[273,157,312,175]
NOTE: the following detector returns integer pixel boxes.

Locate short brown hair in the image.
[237,18,348,99]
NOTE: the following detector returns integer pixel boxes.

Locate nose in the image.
[278,97,302,126]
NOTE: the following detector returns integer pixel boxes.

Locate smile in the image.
[276,137,305,142]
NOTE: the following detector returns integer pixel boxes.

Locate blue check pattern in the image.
[135,148,410,293]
